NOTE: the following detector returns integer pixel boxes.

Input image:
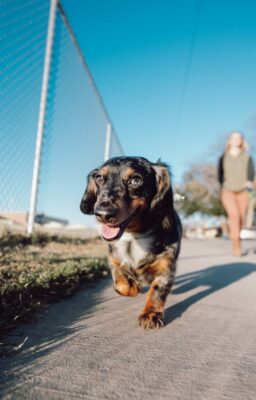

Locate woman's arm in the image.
[246,157,255,190]
[247,156,255,182]
[217,155,224,185]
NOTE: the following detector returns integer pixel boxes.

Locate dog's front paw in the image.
[138,311,164,330]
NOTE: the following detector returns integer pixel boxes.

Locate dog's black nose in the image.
[94,206,117,223]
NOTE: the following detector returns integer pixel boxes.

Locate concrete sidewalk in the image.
[1,239,256,400]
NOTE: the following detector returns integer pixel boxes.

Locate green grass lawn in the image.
[0,231,109,333]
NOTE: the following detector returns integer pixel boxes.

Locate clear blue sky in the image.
[62,0,256,183]
[1,0,256,225]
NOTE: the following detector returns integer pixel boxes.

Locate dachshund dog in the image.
[80,156,182,329]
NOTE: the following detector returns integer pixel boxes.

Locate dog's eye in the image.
[95,175,105,185]
[130,175,143,187]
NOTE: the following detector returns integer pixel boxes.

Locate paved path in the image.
[1,239,256,400]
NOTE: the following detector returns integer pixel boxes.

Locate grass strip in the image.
[0,231,93,255]
[0,256,109,333]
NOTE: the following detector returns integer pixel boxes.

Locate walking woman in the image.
[218,132,255,256]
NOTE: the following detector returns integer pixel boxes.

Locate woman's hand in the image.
[245,181,254,191]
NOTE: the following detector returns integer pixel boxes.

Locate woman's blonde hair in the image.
[225,131,249,153]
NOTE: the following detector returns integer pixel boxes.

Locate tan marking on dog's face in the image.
[131,197,147,209]
[125,197,148,232]
[125,214,144,232]
[98,165,110,176]
[121,167,136,181]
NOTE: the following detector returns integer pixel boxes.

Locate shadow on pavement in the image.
[165,262,256,325]
[0,278,111,396]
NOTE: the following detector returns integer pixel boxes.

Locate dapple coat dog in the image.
[80,156,182,329]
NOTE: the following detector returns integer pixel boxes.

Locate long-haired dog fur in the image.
[80,156,182,329]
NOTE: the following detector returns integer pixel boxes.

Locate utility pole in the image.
[104,122,112,162]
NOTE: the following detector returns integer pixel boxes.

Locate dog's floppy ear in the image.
[150,161,173,211]
[80,169,98,215]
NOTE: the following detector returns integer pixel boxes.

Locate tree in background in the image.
[177,162,225,217]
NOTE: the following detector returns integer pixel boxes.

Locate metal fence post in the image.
[104,123,112,162]
[27,0,58,234]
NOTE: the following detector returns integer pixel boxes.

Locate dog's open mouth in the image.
[99,208,140,241]
[100,225,122,241]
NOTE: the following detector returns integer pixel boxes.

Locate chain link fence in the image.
[0,0,123,233]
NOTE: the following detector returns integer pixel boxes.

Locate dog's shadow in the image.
[165,262,256,325]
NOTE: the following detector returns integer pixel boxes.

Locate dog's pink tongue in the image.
[100,224,120,240]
